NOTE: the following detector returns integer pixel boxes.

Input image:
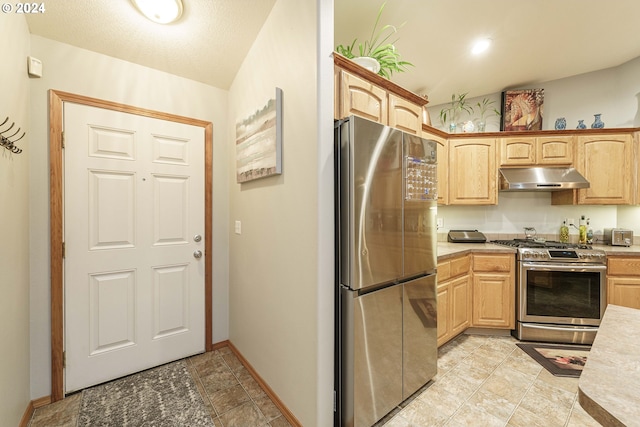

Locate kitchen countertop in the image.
[592,243,640,255]
[437,241,640,261]
[437,242,516,260]
[578,304,640,426]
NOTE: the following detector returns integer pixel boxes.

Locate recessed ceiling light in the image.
[471,38,492,55]
[131,0,184,24]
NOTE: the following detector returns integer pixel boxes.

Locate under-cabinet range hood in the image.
[499,167,590,191]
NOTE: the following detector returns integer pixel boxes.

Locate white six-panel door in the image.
[63,103,205,393]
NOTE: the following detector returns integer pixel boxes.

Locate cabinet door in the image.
[339,70,388,124]
[607,278,640,310]
[576,134,633,204]
[448,138,497,205]
[537,136,574,165]
[436,282,450,347]
[450,274,471,336]
[430,135,448,205]
[472,273,514,328]
[499,137,535,166]
[389,94,422,135]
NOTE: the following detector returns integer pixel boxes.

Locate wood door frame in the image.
[49,90,213,402]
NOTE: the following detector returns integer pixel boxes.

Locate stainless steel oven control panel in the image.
[518,248,606,264]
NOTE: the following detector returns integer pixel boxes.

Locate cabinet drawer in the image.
[438,254,470,281]
[473,254,513,272]
[451,255,471,277]
[608,257,640,276]
[438,261,451,281]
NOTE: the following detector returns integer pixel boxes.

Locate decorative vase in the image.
[554,117,566,130]
[448,122,457,133]
[576,120,587,129]
[477,120,486,132]
[352,56,381,74]
[591,114,605,129]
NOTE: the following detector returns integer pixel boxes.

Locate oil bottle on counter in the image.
[560,220,569,243]
[579,215,587,244]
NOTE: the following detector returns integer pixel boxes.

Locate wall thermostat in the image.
[27,56,42,78]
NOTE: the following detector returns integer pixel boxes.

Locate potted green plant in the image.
[335,2,413,79]
[475,98,501,132]
[439,93,474,133]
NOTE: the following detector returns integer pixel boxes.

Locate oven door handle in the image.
[522,323,598,333]
[521,262,607,272]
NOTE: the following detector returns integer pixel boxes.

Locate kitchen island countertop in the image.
[578,304,640,426]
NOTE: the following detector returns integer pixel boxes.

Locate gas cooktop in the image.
[492,239,606,263]
[492,239,592,250]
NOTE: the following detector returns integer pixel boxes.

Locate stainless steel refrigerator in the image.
[335,116,438,427]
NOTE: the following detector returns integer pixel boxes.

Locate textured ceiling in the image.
[25,0,640,105]
[25,0,277,89]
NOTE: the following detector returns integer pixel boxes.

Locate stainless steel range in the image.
[493,239,606,344]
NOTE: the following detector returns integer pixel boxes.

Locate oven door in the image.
[518,262,606,326]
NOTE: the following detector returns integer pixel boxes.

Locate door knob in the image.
[193,250,203,259]
[193,234,202,242]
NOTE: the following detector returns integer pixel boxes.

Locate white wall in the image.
[617,206,640,236]
[227,0,333,425]
[0,12,31,426]
[28,35,231,399]
[428,56,640,132]
[437,192,620,239]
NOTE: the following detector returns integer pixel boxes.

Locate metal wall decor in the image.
[0,116,25,154]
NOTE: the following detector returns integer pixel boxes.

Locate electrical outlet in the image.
[436,218,444,229]
[234,220,241,235]
[567,218,575,226]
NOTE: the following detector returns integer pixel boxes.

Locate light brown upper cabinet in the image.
[553,133,635,205]
[499,135,574,166]
[423,130,448,205]
[335,69,388,125]
[448,138,497,205]
[334,54,427,135]
[388,94,422,135]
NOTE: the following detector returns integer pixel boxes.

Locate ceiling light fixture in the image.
[471,38,492,55]
[131,0,184,24]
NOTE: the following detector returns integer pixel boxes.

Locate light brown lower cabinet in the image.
[471,253,515,329]
[437,252,516,346]
[437,255,471,347]
[607,256,640,310]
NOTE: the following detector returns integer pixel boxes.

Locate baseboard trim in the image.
[223,341,302,427]
[20,396,51,427]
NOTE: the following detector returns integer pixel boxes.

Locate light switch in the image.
[234,220,241,235]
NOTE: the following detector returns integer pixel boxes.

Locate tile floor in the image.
[28,345,293,427]
[29,334,602,427]
[378,333,601,427]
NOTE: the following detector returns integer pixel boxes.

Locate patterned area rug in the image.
[78,360,214,426]
[516,343,590,378]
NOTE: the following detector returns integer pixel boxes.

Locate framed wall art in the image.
[235,87,283,183]
[501,89,544,131]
